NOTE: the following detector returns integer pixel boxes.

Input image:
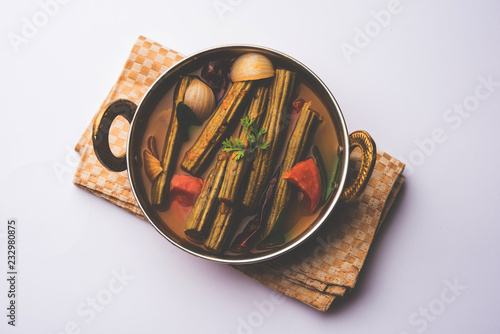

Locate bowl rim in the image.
[126,44,350,264]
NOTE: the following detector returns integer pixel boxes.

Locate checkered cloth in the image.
[73,36,405,311]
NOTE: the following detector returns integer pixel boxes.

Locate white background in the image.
[1,0,500,333]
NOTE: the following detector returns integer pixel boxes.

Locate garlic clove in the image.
[143,149,163,182]
[230,53,275,82]
[183,78,216,122]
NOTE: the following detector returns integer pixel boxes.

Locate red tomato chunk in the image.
[282,157,322,212]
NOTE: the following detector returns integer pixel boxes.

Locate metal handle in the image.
[92,99,137,172]
[341,130,377,202]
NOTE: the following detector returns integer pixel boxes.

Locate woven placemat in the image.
[73,36,405,311]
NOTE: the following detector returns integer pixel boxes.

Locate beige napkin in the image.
[73,36,405,311]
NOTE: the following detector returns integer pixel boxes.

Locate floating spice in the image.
[256,202,290,249]
[201,59,231,102]
[143,149,163,182]
[292,98,305,113]
[230,165,282,253]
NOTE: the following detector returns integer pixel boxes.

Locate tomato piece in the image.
[292,98,305,113]
[282,157,322,212]
[170,174,205,207]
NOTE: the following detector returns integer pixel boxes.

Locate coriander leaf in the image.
[223,116,270,160]
[235,151,246,161]
[259,141,270,150]
[241,115,253,130]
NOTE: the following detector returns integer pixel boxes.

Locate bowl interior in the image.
[127,45,349,264]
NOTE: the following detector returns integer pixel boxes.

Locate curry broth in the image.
[139,69,339,255]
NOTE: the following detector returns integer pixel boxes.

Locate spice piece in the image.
[230,165,282,253]
[201,59,231,102]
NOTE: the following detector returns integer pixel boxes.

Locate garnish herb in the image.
[222,115,270,160]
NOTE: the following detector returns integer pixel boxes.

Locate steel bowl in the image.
[92,45,376,264]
